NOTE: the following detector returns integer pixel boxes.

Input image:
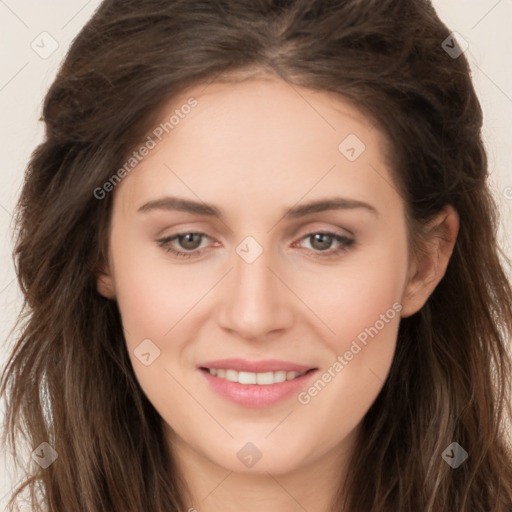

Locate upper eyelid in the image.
[154,212,357,237]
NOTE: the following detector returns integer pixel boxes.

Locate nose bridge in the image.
[217,239,293,339]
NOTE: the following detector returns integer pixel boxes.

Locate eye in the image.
[294,231,355,258]
[157,230,356,260]
[157,232,212,259]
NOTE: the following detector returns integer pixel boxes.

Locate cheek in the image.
[294,282,402,455]
[291,240,406,441]
[297,237,407,354]
[306,272,401,397]
[289,236,406,424]
[321,273,403,355]
[110,243,198,414]
[111,241,201,343]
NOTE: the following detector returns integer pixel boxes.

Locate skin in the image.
[97,74,459,512]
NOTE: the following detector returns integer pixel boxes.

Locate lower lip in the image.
[199,368,318,408]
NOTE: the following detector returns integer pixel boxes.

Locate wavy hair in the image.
[2,0,512,510]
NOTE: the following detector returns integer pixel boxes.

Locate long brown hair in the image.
[2,0,512,510]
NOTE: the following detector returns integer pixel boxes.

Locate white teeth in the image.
[238,371,256,384]
[256,372,274,385]
[225,369,238,382]
[273,371,287,383]
[207,368,304,385]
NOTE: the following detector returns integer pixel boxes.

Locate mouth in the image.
[198,358,319,407]
[200,367,316,385]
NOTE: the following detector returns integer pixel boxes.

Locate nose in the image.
[216,246,294,341]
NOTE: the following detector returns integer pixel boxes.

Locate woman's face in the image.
[98,76,433,476]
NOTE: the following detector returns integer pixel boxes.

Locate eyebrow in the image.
[137,195,379,219]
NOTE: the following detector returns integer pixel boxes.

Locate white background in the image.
[1,0,512,507]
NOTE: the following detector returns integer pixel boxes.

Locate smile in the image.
[203,368,311,385]
[198,359,318,407]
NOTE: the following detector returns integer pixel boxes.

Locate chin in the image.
[202,439,312,476]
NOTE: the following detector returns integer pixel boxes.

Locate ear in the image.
[400,204,459,318]
[96,261,116,299]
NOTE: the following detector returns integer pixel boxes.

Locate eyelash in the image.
[157,231,356,260]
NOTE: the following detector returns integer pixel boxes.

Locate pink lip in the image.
[198,358,318,408]
[199,358,314,374]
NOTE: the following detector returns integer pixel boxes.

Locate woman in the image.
[2,0,512,510]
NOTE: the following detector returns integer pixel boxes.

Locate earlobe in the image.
[96,265,116,299]
[400,205,459,318]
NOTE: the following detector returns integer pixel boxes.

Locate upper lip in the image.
[199,358,316,374]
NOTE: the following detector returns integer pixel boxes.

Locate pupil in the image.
[311,233,332,251]
[180,233,201,250]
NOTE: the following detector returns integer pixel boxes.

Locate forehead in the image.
[113,76,398,219]
[162,76,379,153]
